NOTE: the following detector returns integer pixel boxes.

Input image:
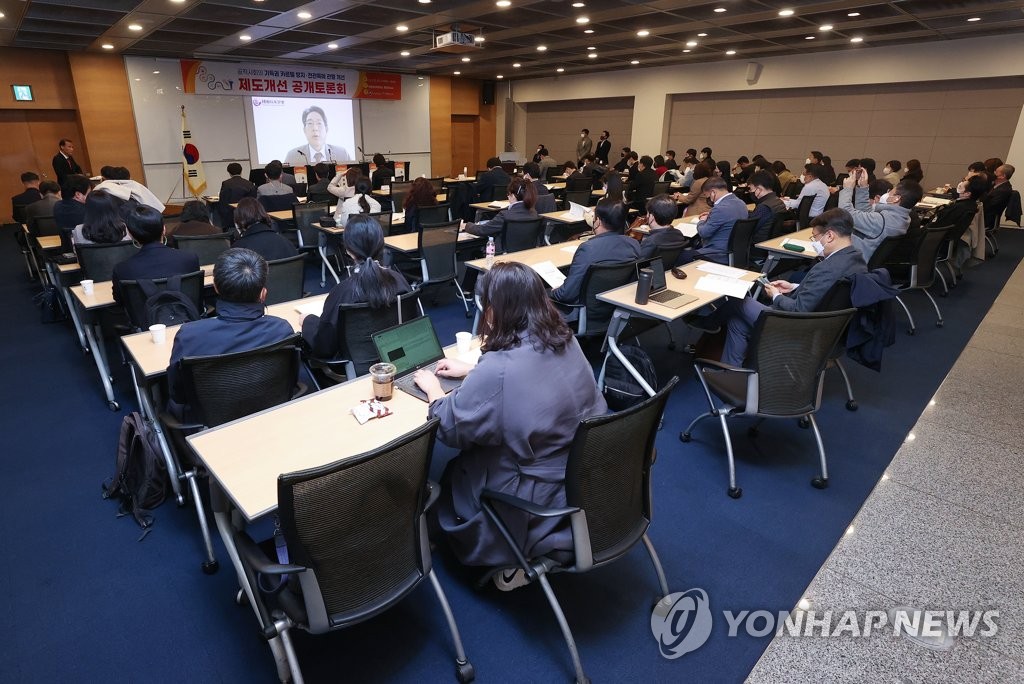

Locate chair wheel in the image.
[464,311,473,319]
[936,321,944,328]
[235,589,248,606]
[846,400,858,411]
[747,427,759,438]
[201,560,220,575]
[727,487,742,499]
[456,660,476,683]
[798,416,810,429]
[907,328,915,335]
[811,477,829,490]
[679,432,691,442]
[108,401,120,412]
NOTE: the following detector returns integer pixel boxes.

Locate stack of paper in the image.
[694,274,753,298]
[697,263,748,278]
[489,200,510,209]
[530,260,567,289]
[567,202,586,220]
[295,300,326,318]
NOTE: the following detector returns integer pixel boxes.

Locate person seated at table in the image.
[327,167,361,200]
[602,170,626,203]
[522,162,552,198]
[463,177,538,249]
[257,161,295,198]
[882,161,902,188]
[232,197,299,261]
[627,155,659,212]
[772,161,795,193]
[475,156,513,202]
[301,215,413,364]
[550,198,640,307]
[673,162,713,216]
[731,156,752,184]
[982,164,1014,229]
[305,163,335,202]
[166,247,295,422]
[839,169,922,263]
[370,152,394,191]
[579,155,606,184]
[72,189,130,246]
[53,174,90,236]
[638,194,688,261]
[715,160,734,192]
[413,261,607,582]
[783,164,830,218]
[112,205,200,305]
[664,149,679,171]
[935,175,989,268]
[166,200,221,243]
[721,208,867,366]
[400,176,439,235]
[562,160,584,181]
[676,177,747,265]
[11,171,42,224]
[653,155,668,178]
[335,176,381,228]
[902,159,924,184]
[747,170,787,245]
[24,180,61,237]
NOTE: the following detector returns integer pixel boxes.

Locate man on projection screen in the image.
[284,106,350,165]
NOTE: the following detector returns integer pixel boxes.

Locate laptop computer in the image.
[371,316,464,402]
[636,257,698,309]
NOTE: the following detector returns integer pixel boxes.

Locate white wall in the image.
[504,33,1024,163]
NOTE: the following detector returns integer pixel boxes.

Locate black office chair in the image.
[500,218,544,253]
[233,419,474,683]
[652,180,672,196]
[403,220,471,315]
[563,261,637,337]
[259,193,298,214]
[174,233,232,266]
[985,190,1020,255]
[367,211,394,237]
[782,180,803,198]
[264,254,305,305]
[119,270,205,331]
[796,195,814,229]
[681,308,856,498]
[563,190,593,209]
[390,180,414,216]
[534,193,558,215]
[427,177,445,194]
[815,279,858,411]
[565,177,593,192]
[727,217,759,269]
[75,241,138,282]
[480,378,678,684]
[418,203,452,226]
[292,201,332,254]
[890,224,952,334]
[544,219,589,246]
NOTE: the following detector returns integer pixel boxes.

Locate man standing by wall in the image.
[52,139,83,186]
[576,128,593,166]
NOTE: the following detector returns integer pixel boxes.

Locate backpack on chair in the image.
[602,342,659,411]
[138,274,200,328]
[102,412,170,539]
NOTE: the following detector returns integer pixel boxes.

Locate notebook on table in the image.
[371,316,464,402]
[636,257,698,309]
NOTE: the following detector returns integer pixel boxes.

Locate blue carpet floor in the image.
[0,229,1019,683]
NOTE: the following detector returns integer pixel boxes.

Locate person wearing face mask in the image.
[868,179,893,208]
[772,161,795,194]
[819,156,837,186]
[746,170,787,245]
[720,208,867,366]
[882,160,902,188]
[613,146,632,173]
[698,147,714,167]
[664,149,679,171]
[595,130,611,166]
[576,128,593,166]
[532,144,545,164]
[637,194,689,260]
[839,168,923,262]
[806,151,823,167]
[784,164,830,218]
[676,176,747,265]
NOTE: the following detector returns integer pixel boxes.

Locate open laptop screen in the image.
[371,316,444,376]
[636,256,667,293]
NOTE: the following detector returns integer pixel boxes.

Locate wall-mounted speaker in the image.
[745,62,763,85]
[481,80,496,105]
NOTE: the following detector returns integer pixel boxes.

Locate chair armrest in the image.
[481,489,579,519]
[235,529,306,576]
[157,411,204,434]
[694,358,755,374]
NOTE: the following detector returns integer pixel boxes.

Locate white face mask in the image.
[878,192,890,204]
[956,181,967,195]
[698,153,706,160]
[883,167,892,174]
[811,240,825,257]
[799,175,807,184]
[805,158,812,164]
[581,133,586,138]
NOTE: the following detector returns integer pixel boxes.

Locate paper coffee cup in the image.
[81,279,94,295]
[149,323,167,344]
[382,184,391,193]
[456,332,473,354]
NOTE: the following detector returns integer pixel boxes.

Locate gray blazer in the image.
[772,245,867,312]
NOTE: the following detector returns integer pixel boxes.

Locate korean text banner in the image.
[180,60,401,100]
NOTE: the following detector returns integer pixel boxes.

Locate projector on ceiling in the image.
[432,29,482,53]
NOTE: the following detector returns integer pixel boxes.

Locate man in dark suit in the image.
[11,172,42,223]
[551,198,639,307]
[53,175,90,236]
[112,205,201,305]
[627,155,658,211]
[473,157,512,203]
[165,247,295,421]
[982,164,1014,228]
[722,208,868,366]
[638,194,689,260]
[594,131,611,166]
[52,139,84,186]
[677,177,750,265]
[24,181,61,235]
[217,162,257,228]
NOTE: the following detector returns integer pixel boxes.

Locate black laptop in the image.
[371,316,464,402]
[636,257,698,309]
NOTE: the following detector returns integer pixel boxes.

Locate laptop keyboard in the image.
[649,289,687,304]
[394,362,463,401]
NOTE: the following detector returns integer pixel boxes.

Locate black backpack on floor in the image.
[603,343,659,411]
[103,412,170,539]
[138,275,200,328]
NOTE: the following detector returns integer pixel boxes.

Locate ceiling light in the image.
[819,24,833,31]
[630,59,640,65]
[453,71,461,75]
[396,25,409,31]
[967,16,981,22]
[417,75,425,79]
[586,46,596,50]
[134,77,140,81]
[686,40,697,47]
[637,30,650,37]
[297,11,311,19]
[169,0,185,3]
[714,7,727,12]
[497,74,504,79]
[588,53,597,58]
[683,49,691,53]
[572,1,585,6]
[328,43,338,49]
[537,45,547,51]
[805,36,814,40]
[152,70,160,74]
[128,23,143,31]
[778,9,794,17]
[475,35,485,42]
[556,67,565,72]
[697,32,708,37]
[847,12,860,17]
[419,0,432,3]
[850,36,863,43]
[576,17,589,24]
[461,57,471,62]
[102,43,115,49]
[513,62,521,67]
[240,35,251,41]
[725,49,736,55]
[400,50,411,56]
[496,0,512,6]
[583,29,594,34]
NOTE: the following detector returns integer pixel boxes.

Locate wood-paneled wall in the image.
[430,75,496,177]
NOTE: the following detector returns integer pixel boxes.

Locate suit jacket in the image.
[283,144,350,166]
[576,136,593,162]
[679,177,711,217]
[771,245,867,312]
[628,167,658,204]
[53,199,86,232]
[595,139,611,165]
[24,196,59,234]
[638,226,689,260]
[233,222,299,262]
[537,158,559,181]
[983,181,1013,228]
[695,193,748,263]
[371,166,394,191]
[219,175,257,204]
[11,188,42,222]
[474,167,512,202]
[111,242,201,305]
[465,201,539,250]
[551,231,640,305]
[750,192,786,244]
[257,180,294,197]
[52,153,82,185]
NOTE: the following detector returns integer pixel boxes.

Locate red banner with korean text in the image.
[181,60,400,100]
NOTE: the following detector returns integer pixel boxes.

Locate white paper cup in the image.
[149,324,167,344]
[382,184,391,193]
[456,332,473,354]
[80,279,94,295]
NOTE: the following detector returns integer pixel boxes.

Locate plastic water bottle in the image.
[463,166,468,177]
[485,237,495,268]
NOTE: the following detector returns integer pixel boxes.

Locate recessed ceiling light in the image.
[686,40,697,47]
[497,74,504,79]
[847,12,860,17]
[396,25,409,31]
[537,45,547,51]
[967,16,981,22]
[576,17,589,24]
[419,0,431,4]
[683,49,691,53]
[297,11,311,19]
[819,24,833,31]
[697,32,708,37]
[850,36,863,42]
[102,43,115,49]
[152,70,160,74]
[417,75,424,79]
[328,43,338,49]
[805,36,815,40]
[513,62,521,67]
[169,0,185,3]
[400,50,410,56]
[239,35,251,41]
[725,49,736,55]
[461,57,471,62]
[128,23,143,31]
[583,29,594,34]
[496,0,511,6]
[475,35,485,42]
[134,77,140,81]
[572,1,585,6]
[778,9,794,17]
[587,53,597,58]
[556,67,565,72]
[630,59,640,65]
[453,70,461,75]
[714,7,727,13]
[637,29,650,37]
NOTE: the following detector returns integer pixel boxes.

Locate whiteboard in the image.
[360,75,431,156]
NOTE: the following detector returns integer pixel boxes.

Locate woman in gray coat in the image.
[414,262,607,582]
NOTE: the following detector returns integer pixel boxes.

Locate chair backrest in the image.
[75,241,139,281]
[748,309,855,417]
[276,418,439,633]
[796,195,814,229]
[823,189,840,211]
[179,335,301,428]
[501,218,544,253]
[337,294,422,375]
[566,177,593,192]
[390,181,413,215]
[120,270,205,330]
[866,233,911,270]
[34,215,60,237]
[814,278,853,312]
[545,219,589,245]
[578,261,638,335]
[417,220,460,283]
[564,190,593,209]
[264,254,305,305]
[367,211,393,237]
[427,177,444,194]
[258,193,297,213]
[487,183,510,203]
[564,377,678,568]
[727,217,759,269]
[783,180,803,198]
[293,201,332,248]
[174,233,232,265]
[768,212,791,239]
[534,193,558,215]
[652,181,672,196]
[910,224,953,288]
[417,203,451,226]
